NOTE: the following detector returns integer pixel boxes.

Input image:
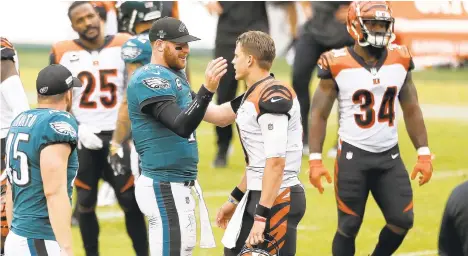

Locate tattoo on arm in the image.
[399,72,428,149]
[308,79,337,153]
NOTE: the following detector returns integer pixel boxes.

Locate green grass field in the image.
[16,47,468,256]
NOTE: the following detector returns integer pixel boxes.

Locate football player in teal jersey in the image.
[127,17,241,255]
[109,1,180,172]
[4,64,81,256]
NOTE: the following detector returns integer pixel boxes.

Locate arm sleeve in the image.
[145,85,214,138]
[258,113,289,159]
[40,114,79,151]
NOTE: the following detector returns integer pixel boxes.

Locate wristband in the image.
[227,196,239,205]
[309,153,322,160]
[255,204,271,219]
[417,147,430,156]
[199,85,214,102]
[254,214,267,223]
[230,186,245,202]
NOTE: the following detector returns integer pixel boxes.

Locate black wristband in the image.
[255,204,271,219]
[197,85,214,102]
[230,186,245,202]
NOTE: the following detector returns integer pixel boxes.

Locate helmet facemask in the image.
[358,11,395,48]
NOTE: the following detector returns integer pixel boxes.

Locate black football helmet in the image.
[116,1,163,34]
[238,235,281,256]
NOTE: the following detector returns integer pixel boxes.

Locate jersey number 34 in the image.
[353,86,397,128]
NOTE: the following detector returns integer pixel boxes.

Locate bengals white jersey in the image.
[318,44,414,153]
[50,34,131,131]
[235,76,303,191]
[1,37,29,139]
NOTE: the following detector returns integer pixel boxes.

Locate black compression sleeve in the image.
[148,85,214,138]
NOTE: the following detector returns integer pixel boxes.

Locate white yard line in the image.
[394,250,438,256]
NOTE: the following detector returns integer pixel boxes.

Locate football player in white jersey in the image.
[307,2,433,255]
[215,31,306,256]
[49,2,148,255]
[0,37,30,254]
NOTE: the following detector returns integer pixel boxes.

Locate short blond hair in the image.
[236,31,276,70]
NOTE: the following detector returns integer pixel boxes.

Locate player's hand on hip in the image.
[216,200,237,229]
[309,159,332,194]
[204,57,228,93]
[78,124,103,150]
[246,216,266,246]
[108,141,126,176]
[411,155,433,186]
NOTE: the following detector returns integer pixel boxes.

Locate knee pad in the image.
[339,214,363,237]
[387,211,414,230]
[117,188,138,212]
[77,188,97,211]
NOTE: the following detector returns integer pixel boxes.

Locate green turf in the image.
[14,46,468,256]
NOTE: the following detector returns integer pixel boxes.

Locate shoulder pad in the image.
[258,84,293,118]
[317,48,349,79]
[387,44,414,71]
[1,37,16,61]
[50,40,82,64]
[44,110,79,144]
[121,35,151,63]
[106,33,132,49]
[134,66,174,89]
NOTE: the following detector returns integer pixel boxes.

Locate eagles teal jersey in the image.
[6,109,79,240]
[127,64,198,182]
[121,33,152,65]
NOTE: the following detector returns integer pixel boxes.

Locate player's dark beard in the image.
[79,25,100,42]
[163,46,185,70]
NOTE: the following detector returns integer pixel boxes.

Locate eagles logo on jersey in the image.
[142,77,170,89]
[50,121,77,138]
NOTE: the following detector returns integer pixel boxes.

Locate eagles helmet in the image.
[238,236,281,256]
[117,1,163,34]
[347,1,396,48]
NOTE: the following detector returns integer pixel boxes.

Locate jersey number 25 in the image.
[78,69,118,109]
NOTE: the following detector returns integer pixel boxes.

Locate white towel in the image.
[221,190,250,249]
[192,180,216,248]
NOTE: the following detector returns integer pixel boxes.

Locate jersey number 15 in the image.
[5,133,30,186]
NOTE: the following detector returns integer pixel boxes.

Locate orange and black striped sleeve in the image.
[1,37,16,61]
[317,52,332,79]
[258,84,294,119]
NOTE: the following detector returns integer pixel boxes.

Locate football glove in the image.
[78,124,103,150]
[108,142,126,176]
[411,154,433,186]
[308,159,332,194]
